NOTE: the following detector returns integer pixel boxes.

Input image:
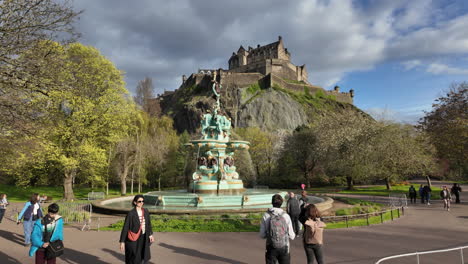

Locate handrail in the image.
[375,245,468,263]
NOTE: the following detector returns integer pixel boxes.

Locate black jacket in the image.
[119,208,153,262]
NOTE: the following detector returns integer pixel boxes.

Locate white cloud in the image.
[402,60,422,70]
[71,0,468,92]
[426,63,468,75]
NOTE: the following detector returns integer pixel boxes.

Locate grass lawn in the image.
[101,214,264,232]
[326,208,402,229]
[308,184,442,197]
[0,184,122,202]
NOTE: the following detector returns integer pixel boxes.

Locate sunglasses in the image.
[136,200,144,203]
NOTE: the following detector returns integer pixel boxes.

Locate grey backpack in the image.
[267,211,288,248]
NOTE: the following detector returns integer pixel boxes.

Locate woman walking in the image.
[30,203,64,264]
[440,186,452,211]
[0,193,9,223]
[120,195,154,264]
[18,193,43,246]
[299,204,326,264]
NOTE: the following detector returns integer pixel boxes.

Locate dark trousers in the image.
[304,243,324,264]
[0,209,5,223]
[35,249,56,264]
[455,193,460,203]
[290,215,300,236]
[409,194,417,203]
[265,245,290,264]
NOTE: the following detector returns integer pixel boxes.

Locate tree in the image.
[367,123,436,190]
[11,42,139,200]
[0,0,81,133]
[141,116,179,191]
[113,138,137,195]
[313,112,377,190]
[135,77,160,116]
[234,127,277,184]
[419,82,468,180]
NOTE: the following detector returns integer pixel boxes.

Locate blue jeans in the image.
[425,193,431,203]
[23,219,34,244]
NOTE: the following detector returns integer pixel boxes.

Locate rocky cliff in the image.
[160,79,365,134]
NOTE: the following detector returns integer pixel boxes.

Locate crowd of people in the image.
[0,182,463,264]
[408,183,462,211]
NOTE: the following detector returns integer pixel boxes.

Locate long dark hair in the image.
[132,194,144,207]
[305,204,321,220]
[30,193,39,204]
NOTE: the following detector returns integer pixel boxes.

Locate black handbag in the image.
[46,240,64,259]
[43,217,64,259]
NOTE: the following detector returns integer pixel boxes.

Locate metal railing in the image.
[322,207,404,227]
[375,245,468,264]
[87,191,105,200]
[55,202,93,231]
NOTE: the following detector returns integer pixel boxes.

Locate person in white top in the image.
[260,194,295,264]
[120,195,154,264]
[0,193,8,223]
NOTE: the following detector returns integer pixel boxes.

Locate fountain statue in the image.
[93,70,333,213]
[188,71,249,194]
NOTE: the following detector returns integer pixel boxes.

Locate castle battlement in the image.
[176,37,354,105]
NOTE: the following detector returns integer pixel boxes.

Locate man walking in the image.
[286,192,301,237]
[260,194,295,264]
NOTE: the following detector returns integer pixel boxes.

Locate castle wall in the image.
[269,74,353,104]
[220,72,265,88]
[326,91,354,104]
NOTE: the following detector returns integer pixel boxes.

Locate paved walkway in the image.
[1,185,466,264]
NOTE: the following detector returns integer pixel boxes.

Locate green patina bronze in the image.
[187,71,250,194]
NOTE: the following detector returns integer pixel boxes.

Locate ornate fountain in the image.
[187,71,249,194]
[92,71,333,213]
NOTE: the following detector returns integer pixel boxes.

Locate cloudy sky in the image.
[72,0,468,123]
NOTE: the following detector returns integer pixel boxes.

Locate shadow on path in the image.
[0,229,24,246]
[159,242,248,264]
[61,248,108,264]
[102,248,156,264]
[102,248,124,262]
[0,251,21,264]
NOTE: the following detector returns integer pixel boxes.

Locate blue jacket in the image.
[18,201,43,221]
[29,216,64,257]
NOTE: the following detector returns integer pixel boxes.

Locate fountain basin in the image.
[92,189,333,215]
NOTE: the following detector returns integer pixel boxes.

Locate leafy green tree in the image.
[419,82,467,180]
[8,42,139,200]
[234,127,277,184]
[141,116,179,190]
[367,123,436,190]
[0,0,81,134]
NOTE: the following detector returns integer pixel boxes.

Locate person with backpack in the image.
[29,203,63,264]
[286,192,301,237]
[18,193,43,246]
[408,185,417,204]
[299,204,326,264]
[260,194,295,264]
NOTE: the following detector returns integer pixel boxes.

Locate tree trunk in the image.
[120,166,129,196]
[346,176,354,190]
[425,175,432,187]
[130,166,135,194]
[63,170,76,201]
[385,178,392,190]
